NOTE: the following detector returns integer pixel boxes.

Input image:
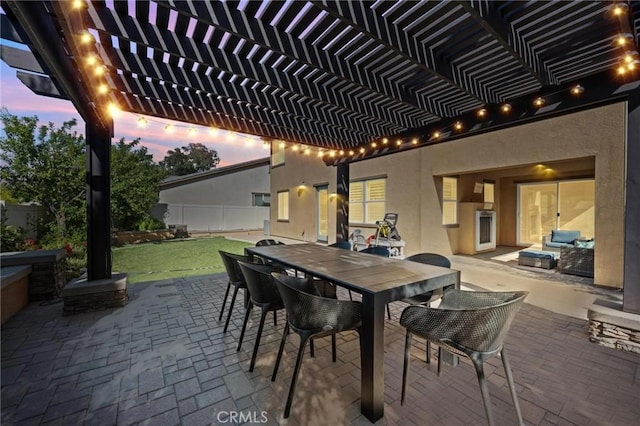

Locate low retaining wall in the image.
[0,250,66,300]
[112,230,176,246]
[1,265,31,325]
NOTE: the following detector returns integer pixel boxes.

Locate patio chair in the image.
[255,239,285,246]
[400,289,528,426]
[270,272,362,419]
[329,240,352,250]
[218,251,252,333]
[360,246,392,319]
[402,253,452,363]
[237,261,285,372]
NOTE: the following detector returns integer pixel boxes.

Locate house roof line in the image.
[160,157,270,190]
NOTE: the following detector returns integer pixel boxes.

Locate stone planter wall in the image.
[589,320,640,354]
[0,249,67,300]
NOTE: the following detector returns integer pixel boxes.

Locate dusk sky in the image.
[0,49,269,167]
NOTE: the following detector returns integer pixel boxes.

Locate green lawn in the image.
[112,237,251,284]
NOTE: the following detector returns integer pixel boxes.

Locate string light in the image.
[107,103,120,118]
[86,54,98,66]
[411,138,418,145]
[453,121,464,131]
[97,84,109,94]
[359,147,365,154]
[570,84,585,95]
[72,0,84,9]
[396,139,402,146]
[432,131,440,139]
[80,31,93,44]
[382,138,388,145]
[501,103,512,114]
[349,150,354,156]
[477,108,487,118]
[164,124,174,133]
[533,97,545,107]
[371,142,377,148]
[137,117,148,127]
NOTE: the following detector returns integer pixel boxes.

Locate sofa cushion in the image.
[520,250,557,260]
[551,229,581,244]
[575,239,595,249]
[545,241,573,249]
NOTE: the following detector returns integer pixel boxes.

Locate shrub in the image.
[138,215,166,231]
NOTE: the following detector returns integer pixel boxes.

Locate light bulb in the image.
[477,108,487,118]
[501,103,512,113]
[396,139,402,146]
[570,84,584,95]
[382,138,388,144]
[371,142,377,148]
[137,117,147,127]
[80,32,93,44]
[107,103,120,118]
[97,84,108,94]
[432,132,440,139]
[411,138,418,145]
[165,124,174,133]
[359,147,365,154]
[533,97,545,107]
[349,150,354,156]
[453,121,463,131]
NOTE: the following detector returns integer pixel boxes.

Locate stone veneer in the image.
[61,273,128,315]
[0,249,67,300]
[587,298,640,354]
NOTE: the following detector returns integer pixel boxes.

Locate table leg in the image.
[360,293,385,422]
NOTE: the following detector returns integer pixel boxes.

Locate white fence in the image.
[163,204,269,232]
[0,202,43,238]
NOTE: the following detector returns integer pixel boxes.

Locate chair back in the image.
[439,290,528,353]
[406,253,451,268]
[271,272,361,333]
[329,240,351,250]
[360,246,390,257]
[256,239,285,246]
[237,261,282,304]
[218,250,249,284]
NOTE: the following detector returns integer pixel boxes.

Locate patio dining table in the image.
[246,243,460,422]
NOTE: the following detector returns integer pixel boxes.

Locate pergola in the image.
[1,1,639,312]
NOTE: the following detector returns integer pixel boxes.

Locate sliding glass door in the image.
[517,180,594,246]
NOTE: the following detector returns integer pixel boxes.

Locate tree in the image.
[111,138,166,231]
[160,142,220,176]
[0,108,85,241]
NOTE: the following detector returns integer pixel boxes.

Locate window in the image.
[271,141,285,166]
[484,182,495,204]
[277,191,289,220]
[252,193,270,207]
[442,177,458,225]
[349,178,386,224]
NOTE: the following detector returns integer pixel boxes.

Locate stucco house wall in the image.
[158,158,271,232]
[269,102,627,288]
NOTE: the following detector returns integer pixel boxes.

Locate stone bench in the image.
[61,273,128,315]
[518,250,558,269]
[0,250,66,300]
[1,265,32,325]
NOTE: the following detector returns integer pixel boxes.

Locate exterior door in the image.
[517,179,594,245]
[317,185,329,242]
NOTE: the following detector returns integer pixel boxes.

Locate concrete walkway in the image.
[1,246,638,425]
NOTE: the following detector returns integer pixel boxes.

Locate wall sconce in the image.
[329,192,337,202]
[297,181,306,197]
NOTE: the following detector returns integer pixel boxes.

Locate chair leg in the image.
[223,286,240,333]
[501,349,524,426]
[273,310,277,326]
[437,347,442,376]
[401,331,413,405]
[386,303,391,320]
[348,289,353,301]
[283,334,310,418]
[331,334,337,362]
[218,282,231,321]
[249,308,269,372]
[237,303,253,351]
[425,341,431,364]
[271,323,289,382]
[471,357,495,426]
[310,338,315,358]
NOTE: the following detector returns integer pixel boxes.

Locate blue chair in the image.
[329,240,352,250]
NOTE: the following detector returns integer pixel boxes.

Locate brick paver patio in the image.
[2,273,639,425]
